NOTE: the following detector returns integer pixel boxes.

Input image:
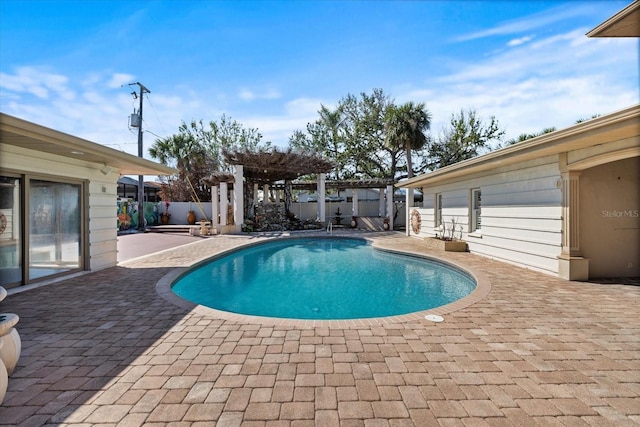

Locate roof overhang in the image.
[400,104,640,189]
[587,1,640,37]
[0,113,177,176]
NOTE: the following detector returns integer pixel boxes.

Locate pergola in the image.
[201,148,396,233]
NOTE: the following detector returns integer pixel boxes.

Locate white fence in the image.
[159,201,408,228]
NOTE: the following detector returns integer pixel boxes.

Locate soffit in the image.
[587,1,640,37]
[400,104,640,188]
[0,113,176,176]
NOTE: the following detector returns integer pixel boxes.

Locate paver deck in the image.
[1,231,638,426]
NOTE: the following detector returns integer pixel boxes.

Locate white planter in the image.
[0,328,21,375]
[0,346,7,404]
[0,313,20,376]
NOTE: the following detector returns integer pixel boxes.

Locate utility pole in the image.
[129,82,150,232]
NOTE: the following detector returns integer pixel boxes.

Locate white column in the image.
[263,184,270,204]
[387,185,395,231]
[405,186,413,236]
[379,188,386,217]
[211,185,219,227]
[220,182,228,226]
[558,170,589,280]
[318,173,326,223]
[351,189,359,216]
[233,165,244,230]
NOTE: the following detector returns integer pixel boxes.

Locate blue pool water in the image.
[171,237,476,320]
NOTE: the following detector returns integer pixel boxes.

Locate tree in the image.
[575,113,601,123]
[342,89,396,179]
[149,133,215,202]
[289,88,408,180]
[504,127,556,146]
[427,109,504,169]
[289,105,351,180]
[384,102,432,179]
[179,114,269,172]
[149,115,270,201]
[149,133,199,170]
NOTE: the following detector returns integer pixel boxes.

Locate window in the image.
[471,189,481,232]
[435,193,443,227]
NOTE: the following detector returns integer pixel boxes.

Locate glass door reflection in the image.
[0,176,21,287]
[29,180,81,280]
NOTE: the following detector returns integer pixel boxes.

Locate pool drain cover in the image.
[424,314,444,323]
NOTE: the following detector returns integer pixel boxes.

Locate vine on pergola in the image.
[222,147,335,183]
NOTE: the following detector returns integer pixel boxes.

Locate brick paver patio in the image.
[1,232,638,426]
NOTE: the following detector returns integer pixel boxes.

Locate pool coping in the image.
[156,233,492,328]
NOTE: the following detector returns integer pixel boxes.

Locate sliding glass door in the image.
[29,180,82,280]
[0,176,21,287]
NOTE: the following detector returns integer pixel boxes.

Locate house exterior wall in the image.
[412,155,564,276]
[407,132,640,279]
[580,156,639,278]
[0,143,118,276]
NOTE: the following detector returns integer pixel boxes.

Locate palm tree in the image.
[149,133,212,202]
[384,102,432,179]
[149,133,199,171]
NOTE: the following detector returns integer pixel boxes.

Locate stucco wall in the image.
[0,144,118,274]
[580,157,640,278]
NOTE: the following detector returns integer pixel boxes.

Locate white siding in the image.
[0,144,119,273]
[409,155,563,275]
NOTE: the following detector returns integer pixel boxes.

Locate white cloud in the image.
[507,35,533,47]
[238,87,281,101]
[0,66,73,100]
[403,28,638,143]
[108,73,135,88]
[454,3,597,42]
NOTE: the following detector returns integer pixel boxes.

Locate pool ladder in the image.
[326,222,333,234]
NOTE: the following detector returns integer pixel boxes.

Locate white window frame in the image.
[470,188,482,234]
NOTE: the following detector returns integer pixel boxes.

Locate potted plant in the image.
[426,218,468,252]
[187,210,196,225]
[160,201,171,224]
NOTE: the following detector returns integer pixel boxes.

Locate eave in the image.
[586,1,640,37]
[0,113,176,176]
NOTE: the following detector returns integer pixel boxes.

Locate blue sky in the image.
[1,0,638,159]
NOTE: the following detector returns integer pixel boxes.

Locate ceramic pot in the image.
[187,210,197,225]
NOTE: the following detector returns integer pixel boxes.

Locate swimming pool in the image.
[171,237,476,320]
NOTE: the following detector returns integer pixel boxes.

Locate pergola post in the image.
[352,189,359,217]
[284,180,292,217]
[318,173,326,223]
[263,184,270,204]
[234,165,244,230]
[379,188,386,217]
[245,181,255,221]
[253,183,259,205]
[387,185,395,231]
[405,187,414,236]
[220,182,228,226]
[211,185,219,227]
